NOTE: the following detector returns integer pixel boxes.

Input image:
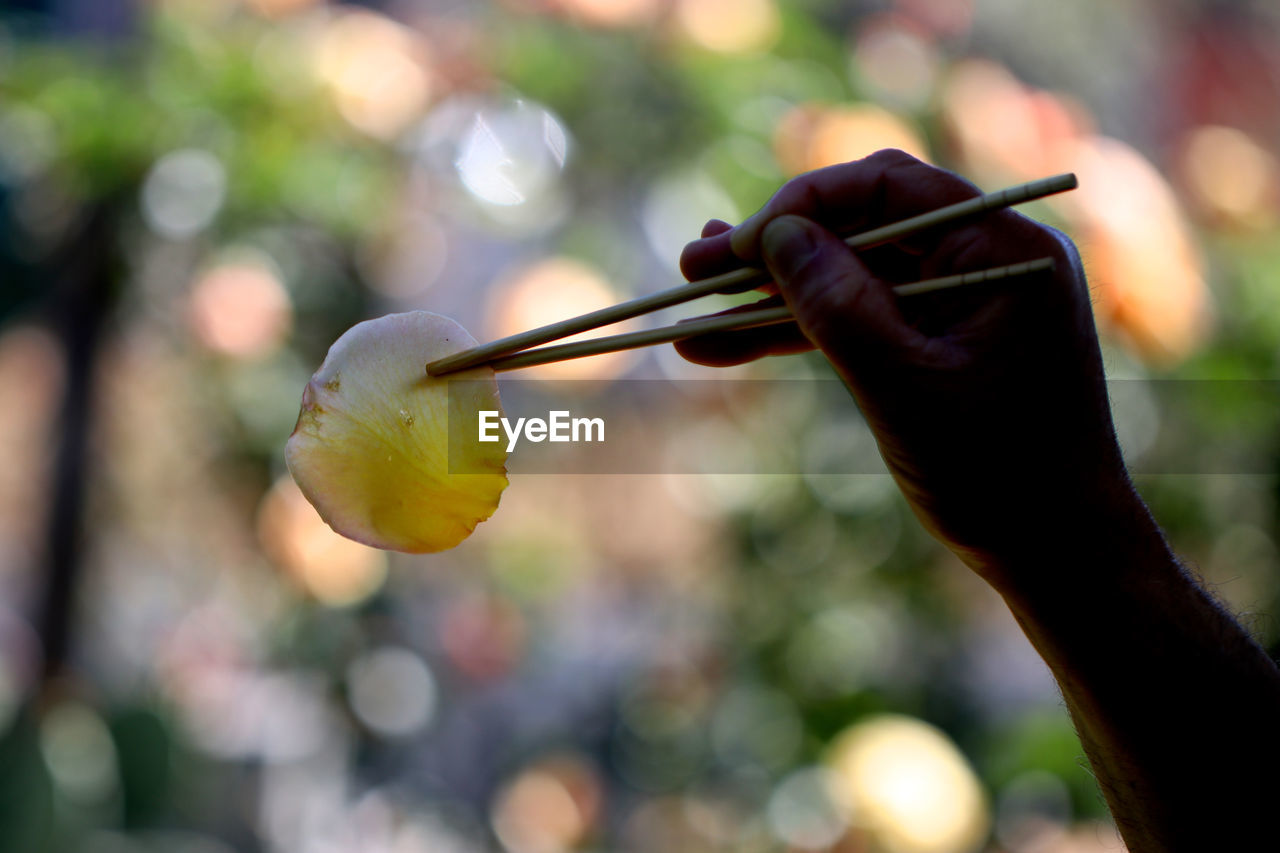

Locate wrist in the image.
[958,475,1175,607]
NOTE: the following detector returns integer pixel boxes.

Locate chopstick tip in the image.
[424,358,454,377]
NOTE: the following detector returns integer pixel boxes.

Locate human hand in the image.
[677,150,1140,589]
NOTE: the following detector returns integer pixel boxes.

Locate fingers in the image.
[673,296,813,365]
[730,149,982,262]
[676,155,1081,373]
[701,219,732,238]
[674,321,813,366]
[680,220,738,282]
[758,215,923,367]
[676,213,930,370]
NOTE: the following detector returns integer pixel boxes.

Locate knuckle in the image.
[866,147,921,167]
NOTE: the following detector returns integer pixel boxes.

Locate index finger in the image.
[730,149,982,262]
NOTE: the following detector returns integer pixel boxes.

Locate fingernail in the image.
[760,216,817,280]
[729,211,765,258]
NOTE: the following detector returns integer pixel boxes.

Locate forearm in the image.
[676,152,1280,847]
[990,494,1280,851]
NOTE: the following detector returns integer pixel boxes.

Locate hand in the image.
[677,150,1139,590]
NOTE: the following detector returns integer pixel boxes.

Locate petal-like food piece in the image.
[286,311,508,553]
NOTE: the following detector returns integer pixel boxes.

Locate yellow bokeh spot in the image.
[285,311,508,553]
[312,9,433,140]
[826,714,989,853]
[674,0,780,55]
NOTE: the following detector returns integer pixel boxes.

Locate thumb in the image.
[759,215,919,365]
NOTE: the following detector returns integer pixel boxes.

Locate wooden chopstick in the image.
[425,173,1077,376]
[483,307,793,373]
[476,257,1055,373]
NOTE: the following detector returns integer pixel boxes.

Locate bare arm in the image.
[997,487,1280,850]
[677,150,1280,851]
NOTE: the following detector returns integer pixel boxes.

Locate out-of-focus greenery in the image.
[2,2,1279,852]
[3,10,393,231]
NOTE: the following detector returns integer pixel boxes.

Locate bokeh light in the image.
[491,754,602,853]
[1063,135,1209,364]
[766,767,848,850]
[178,668,334,763]
[940,56,1210,365]
[187,254,293,359]
[312,8,433,140]
[826,714,990,853]
[894,0,974,37]
[243,0,321,19]
[774,102,929,176]
[642,168,739,274]
[346,646,437,738]
[39,702,120,806]
[673,0,780,55]
[553,0,663,29]
[438,591,527,682]
[257,476,388,607]
[851,15,940,110]
[940,59,1085,184]
[485,257,634,380]
[785,603,905,699]
[1178,124,1279,230]
[452,99,570,209]
[141,148,226,239]
[6,3,1280,849]
[710,684,803,773]
[622,796,743,851]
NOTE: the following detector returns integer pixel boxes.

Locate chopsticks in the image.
[426,173,1077,376]
[480,257,1055,372]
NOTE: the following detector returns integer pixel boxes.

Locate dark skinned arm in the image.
[676,149,1280,852]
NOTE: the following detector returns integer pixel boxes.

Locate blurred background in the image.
[2,0,1280,851]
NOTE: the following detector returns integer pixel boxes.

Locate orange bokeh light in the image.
[940,58,1208,365]
[491,754,603,853]
[774,103,929,176]
[1061,136,1210,365]
[1178,124,1279,231]
[257,476,387,606]
[554,0,663,28]
[486,257,636,381]
[940,59,1088,184]
[242,0,319,19]
[187,258,292,359]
